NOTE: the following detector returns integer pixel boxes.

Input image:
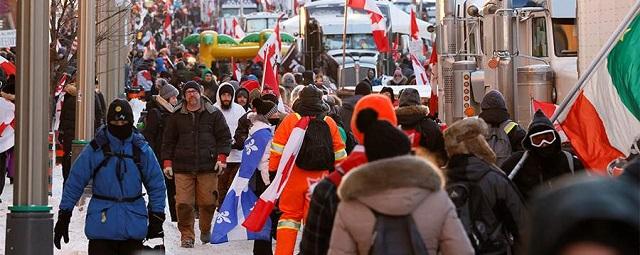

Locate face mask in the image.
[108,124,133,140]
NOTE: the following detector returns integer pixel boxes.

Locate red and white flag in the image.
[0,97,14,153]
[410,9,430,90]
[231,58,242,81]
[163,13,172,40]
[243,117,311,232]
[0,56,15,77]
[232,17,245,39]
[256,15,284,96]
[347,0,389,52]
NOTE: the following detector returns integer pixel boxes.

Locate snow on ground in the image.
[0,165,301,255]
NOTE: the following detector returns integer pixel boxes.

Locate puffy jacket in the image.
[214,83,247,163]
[59,127,166,240]
[328,156,474,255]
[142,96,174,160]
[161,97,232,172]
[446,154,528,250]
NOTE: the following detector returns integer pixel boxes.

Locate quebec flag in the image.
[211,127,273,244]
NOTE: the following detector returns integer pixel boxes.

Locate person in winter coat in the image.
[142,81,179,222]
[526,174,639,255]
[289,85,305,106]
[95,79,107,129]
[235,87,250,111]
[201,69,219,102]
[161,81,232,248]
[396,88,448,166]
[214,82,248,206]
[444,118,527,254]
[379,86,396,105]
[328,117,473,255]
[387,68,408,85]
[478,90,527,165]
[270,85,347,255]
[339,82,371,134]
[54,99,167,254]
[301,94,397,255]
[502,110,584,201]
[281,72,297,91]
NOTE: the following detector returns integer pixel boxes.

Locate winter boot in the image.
[181,239,195,248]
[200,232,211,244]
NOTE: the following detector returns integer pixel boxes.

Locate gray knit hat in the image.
[158,81,179,100]
[481,90,507,110]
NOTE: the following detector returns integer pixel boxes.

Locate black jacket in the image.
[300,178,339,255]
[142,96,173,159]
[95,91,107,129]
[501,110,584,201]
[161,98,232,172]
[339,95,363,134]
[447,154,528,248]
[231,111,252,150]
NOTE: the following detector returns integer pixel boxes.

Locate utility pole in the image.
[75,0,96,148]
[5,0,52,254]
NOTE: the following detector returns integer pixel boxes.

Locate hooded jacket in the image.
[142,95,175,160]
[214,83,248,163]
[501,110,584,201]
[478,90,526,152]
[527,175,639,255]
[328,156,474,255]
[444,118,527,252]
[161,97,232,172]
[301,95,397,255]
[339,95,364,134]
[59,127,166,240]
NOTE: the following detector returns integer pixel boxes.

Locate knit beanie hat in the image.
[398,88,421,107]
[107,99,134,124]
[292,85,328,116]
[252,98,278,118]
[219,83,234,96]
[158,82,179,100]
[182,81,201,94]
[354,81,372,96]
[481,90,507,110]
[236,88,249,99]
[356,109,411,161]
[351,94,397,144]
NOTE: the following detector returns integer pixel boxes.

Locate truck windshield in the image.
[324,34,377,50]
[246,19,277,33]
[307,5,367,16]
[552,18,578,57]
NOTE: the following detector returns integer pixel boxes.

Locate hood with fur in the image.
[444,118,497,165]
[338,156,444,215]
[396,105,429,129]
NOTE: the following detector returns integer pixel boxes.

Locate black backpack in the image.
[296,114,335,171]
[369,210,429,255]
[446,170,510,254]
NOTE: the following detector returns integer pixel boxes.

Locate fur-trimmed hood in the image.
[444,118,497,165]
[338,155,444,215]
[64,83,78,97]
[396,105,429,128]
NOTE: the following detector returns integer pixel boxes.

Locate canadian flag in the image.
[163,13,172,40]
[347,0,389,52]
[256,15,284,96]
[232,17,245,39]
[0,56,15,77]
[231,58,242,81]
[410,9,430,90]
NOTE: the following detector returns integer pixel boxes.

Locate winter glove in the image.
[53,209,72,249]
[146,210,165,239]
[163,167,173,179]
[215,154,227,175]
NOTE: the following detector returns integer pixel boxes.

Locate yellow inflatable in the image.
[189,30,293,68]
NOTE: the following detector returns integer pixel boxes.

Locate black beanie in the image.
[481,90,507,110]
[261,93,279,105]
[355,81,372,96]
[252,98,277,117]
[107,99,134,125]
[182,81,201,94]
[398,88,421,107]
[1,75,15,95]
[356,108,411,161]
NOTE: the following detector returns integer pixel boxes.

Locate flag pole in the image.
[341,1,349,89]
[509,2,640,180]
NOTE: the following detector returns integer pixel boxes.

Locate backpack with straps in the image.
[89,137,146,202]
[369,210,429,255]
[446,170,510,254]
[486,121,518,166]
[296,114,335,171]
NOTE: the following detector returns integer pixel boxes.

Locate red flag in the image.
[532,99,558,119]
[232,17,245,39]
[410,8,419,40]
[429,42,438,65]
[258,14,285,96]
[408,9,429,89]
[392,36,400,61]
[163,14,172,40]
[0,56,15,77]
[347,0,389,52]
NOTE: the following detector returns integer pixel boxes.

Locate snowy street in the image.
[0,165,278,255]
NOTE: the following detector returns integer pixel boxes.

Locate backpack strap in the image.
[502,121,518,134]
[563,151,575,174]
[90,139,144,179]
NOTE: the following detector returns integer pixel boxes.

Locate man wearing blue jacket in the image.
[54,99,167,254]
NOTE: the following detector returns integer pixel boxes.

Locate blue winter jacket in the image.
[59,127,166,241]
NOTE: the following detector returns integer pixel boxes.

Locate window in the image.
[552,18,578,57]
[324,34,376,50]
[532,17,548,57]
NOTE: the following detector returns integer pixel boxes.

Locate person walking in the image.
[478,90,526,166]
[161,81,232,248]
[54,99,167,254]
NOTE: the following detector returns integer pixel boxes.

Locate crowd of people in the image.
[50,43,639,255]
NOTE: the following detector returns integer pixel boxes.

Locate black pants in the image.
[250,170,281,255]
[61,133,74,184]
[88,239,144,255]
[164,175,177,222]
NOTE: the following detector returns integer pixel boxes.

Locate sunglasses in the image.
[529,129,556,147]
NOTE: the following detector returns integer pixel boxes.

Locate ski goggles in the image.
[529,129,556,147]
